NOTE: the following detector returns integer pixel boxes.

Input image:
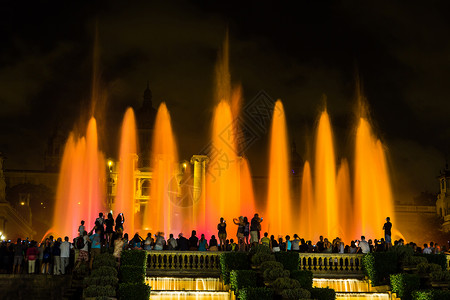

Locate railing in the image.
[147,251,221,275]
[299,253,363,274]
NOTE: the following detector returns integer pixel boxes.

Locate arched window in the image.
[142,180,151,197]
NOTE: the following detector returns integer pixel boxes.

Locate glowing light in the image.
[182,162,187,169]
[108,160,113,167]
[40,202,43,205]
[20,202,25,206]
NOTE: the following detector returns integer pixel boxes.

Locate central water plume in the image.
[115,108,138,234]
[53,117,106,239]
[266,100,291,235]
[354,118,395,238]
[143,103,178,235]
[299,161,314,240]
[314,110,338,239]
[336,158,352,242]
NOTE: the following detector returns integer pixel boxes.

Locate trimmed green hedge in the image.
[120,265,146,283]
[271,277,301,294]
[121,250,148,267]
[274,251,300,271]
[416,254,447,270]
[92,253,116,269]
[251,252,275,266]
[118,283,151,300]
[290,270,313,290]
[362,252,398,286]
[83,285,116,297]
[91,266,118,277]
[84,276,119,287]
[310,287,336,300]
[390,273,420,300]
[237,287,273,300]
[260,261,284,274]
[230,270,257,291]
[280,288,311,299]
[219,252,250,285]
[412,289,450,300]
[263,267,290,282]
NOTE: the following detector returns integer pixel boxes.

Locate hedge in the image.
[416,254,447,270]
[118,283,151,300]
[92,253,117,269]
[390,273,420,300]
[84,276,119,287]
[230,270,257,291]
[274,251,300,271]
[83,285,116,297]
[120,265,146,283]
[280,288,311,299]
[219,252,250,285]
[271,277,301,294]
[310,287,336,300]
[237,287,273,300]
[290,270,313,290]
[251,252,275,266]
[362,252,398,286]
[260,261,284,274]
[412,289,450,300]
[263,267,290,283]
[91,266,118,277]
[121,250,148,267]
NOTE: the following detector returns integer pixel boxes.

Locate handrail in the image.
[147,251,221,273]
[298,253,363,273]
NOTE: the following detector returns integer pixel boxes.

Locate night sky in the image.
[1,1,450,203]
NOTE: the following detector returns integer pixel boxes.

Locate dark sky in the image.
[1,0,450,202]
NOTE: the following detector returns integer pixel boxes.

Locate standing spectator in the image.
[279,237,286,251]
[89,229,101,269]
[217,218,227,251]
[41,239,51,274]
[198,234,208,251]
[250,214,263,245]
[78,220,86,236]
[95,213,105,243]
[189,230,199,251]
[423,244,432,254]
[285,235,292,251]
[130,233,143,250]
[113,233,125,265]
[154,232,166,250]
[291,234,300,252]
[52,238,62,275]
[271,235,280,252]
[12,238,24,274]
[243,217,250,249]
[167,234,177,250]
[74,231,90,270]
[143,233,153,250]
[233,216,245,251]
[105,213,115,247]
[60,236,72,275]
[383,217,392,249]
[177,233,189,251]
[115,213,125,232]
[261,232,270,247]
[25,241,38,274]
[316,236,325,253]
[209,235,218,251]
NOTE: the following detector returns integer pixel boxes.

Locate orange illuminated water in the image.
[206,100,240,233]
[143,103,179,235]
[115,108,138,234]
[299,161,314,240]
[314,111,338,239]
[266,100,291,236]
[354,118,395,238]
[240,157,255,218]
[53,117,106,239]
[336,158,353,242]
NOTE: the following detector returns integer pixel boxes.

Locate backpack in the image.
[76,237,85,250]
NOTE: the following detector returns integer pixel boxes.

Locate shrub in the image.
[84,276,119,287]
[230,270,257,291]
[260,261,284,274]
[91,266,118,277]
[416,254,447,270]
[118,283,151,300]
[430,270,450,282]
[417,263,442,275]
[290,270,313,290]
[251,252,276,267]
[249,244,272,257]
[271,277,301,294]
[310,287,336,300]
[120,265,146,283]
[280,288,311,299]
[390,245,414,259]
[362,252,398,286]
[390,273,420,300]
[238,287,273,300]
[263,267,290,283]
[121,250,148,267]
[83,285,116,297]
[93,253,117,269]
[220,252,250,285]
[402,255,428,267]
[274,252,300,271]
[412,289,450,300]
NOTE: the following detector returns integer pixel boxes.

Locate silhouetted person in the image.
[383,217,392,249]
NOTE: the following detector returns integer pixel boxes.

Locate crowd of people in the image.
[0,213,446,275]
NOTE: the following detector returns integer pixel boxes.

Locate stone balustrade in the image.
[147,251,221,276]
[299,253,363,274]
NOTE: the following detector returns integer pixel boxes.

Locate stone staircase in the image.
[0,274,75,300]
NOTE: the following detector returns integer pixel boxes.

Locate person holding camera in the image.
[250,213,263,245]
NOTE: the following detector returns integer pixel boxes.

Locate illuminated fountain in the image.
[299,161,314,240]
[115,108,138,234]
[52,117,106,238]
[266,100,292,236]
